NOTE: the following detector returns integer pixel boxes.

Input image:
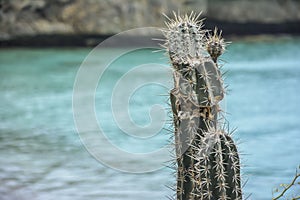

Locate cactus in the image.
[162,12,242,199]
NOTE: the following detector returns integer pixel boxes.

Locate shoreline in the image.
[1,20,300,48]
[1,35,299,49]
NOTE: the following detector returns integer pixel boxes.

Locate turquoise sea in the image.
[0,38,300,199]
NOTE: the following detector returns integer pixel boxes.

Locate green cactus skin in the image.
[164,12,242,200]
[191,128,242,199]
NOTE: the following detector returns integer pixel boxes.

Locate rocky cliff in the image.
[0,0,198,39]
[207,0,300,23]
[1,0,300,45]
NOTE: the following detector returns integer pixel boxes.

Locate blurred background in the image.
[1,0,300,200]
[1,0,300,46]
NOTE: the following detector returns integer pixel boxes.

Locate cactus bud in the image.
[206,27,227,63]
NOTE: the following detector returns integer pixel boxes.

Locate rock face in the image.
[207,0,300,23]
[0,0,203,39]
[0,0,300,40]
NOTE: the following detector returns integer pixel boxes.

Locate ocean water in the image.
[0,38,300,200]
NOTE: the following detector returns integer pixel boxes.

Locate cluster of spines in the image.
[161,11,206,65]
[162,12,243,200]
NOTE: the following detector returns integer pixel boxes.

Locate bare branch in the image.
[273,166,300,200]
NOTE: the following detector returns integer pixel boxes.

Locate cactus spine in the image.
[163,12,242,199]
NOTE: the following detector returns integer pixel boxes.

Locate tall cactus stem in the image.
[163,12,242,200]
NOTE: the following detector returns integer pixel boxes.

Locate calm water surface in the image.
[0,38,300,199]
